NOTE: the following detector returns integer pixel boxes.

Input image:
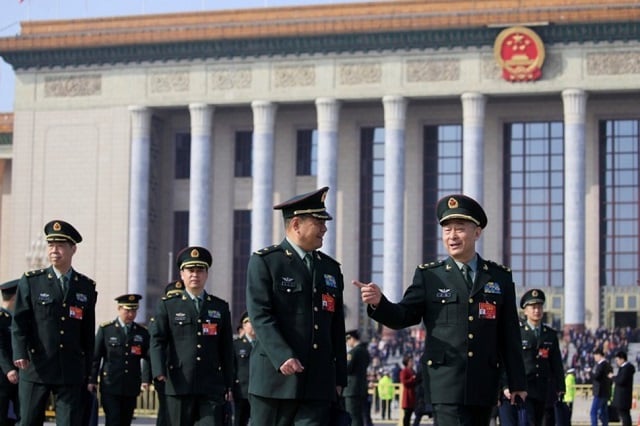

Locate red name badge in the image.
[202,323,218,335]
[69,306,83,320]
[478,302,496,320]
[131,345,142,356]
[322,294,335,312]
[538,348,549,358]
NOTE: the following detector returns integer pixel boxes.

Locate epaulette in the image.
[542,323,556,333]
[76,272,96,286]
[161,292,181,301]
[1,311,10,318]
[254,245,281,256]
[486,260,511,272]
[24,269,47,277]
[100,319,116,328]
[418,260,444,270]
[135,323,148,330]
[206,294,230,307]
[316,251,341,266]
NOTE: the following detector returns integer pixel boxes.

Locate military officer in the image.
[355,194,527,426]
[343,329,371,426]
[12,220,97,426]
[246,186,347,425]
[232,311,255,426]
[150,247,234,426]
[499,289,565,426]
[0,280,19,426]
[89,294,150,426]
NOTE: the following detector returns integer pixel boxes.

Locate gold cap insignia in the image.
[53,222,62,231]
[447,197,459,209]
[176,282,183,289]
[191,249,199,258]
[128,295,135,301]
[532,290,538,297]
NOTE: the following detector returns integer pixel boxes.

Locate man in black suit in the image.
[610,351,635,426]
[89,294,150,426]
[150,246,234,426]
[246,187,347,425]
[343,329,370,426]
[12,220,97,426]
[590,347,613,426]
[0,280,19,425]
[355,194,527,426]
[232,311,255,426]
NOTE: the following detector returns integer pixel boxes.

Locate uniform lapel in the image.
[444,258,468,296]
[472,256,492,296]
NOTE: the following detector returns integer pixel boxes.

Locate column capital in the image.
[461,92,487,125]
[382,95,407,130]
[128,106,152,140]
[315,98,341,131]
[562,89,588,125]
[251,100,278,133]
[189,103,214,137]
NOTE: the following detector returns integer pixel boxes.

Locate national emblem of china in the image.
[494,26,545,82]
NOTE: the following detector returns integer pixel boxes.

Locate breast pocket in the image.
[276,279,303,313]
[427,291,459,325]
[34,299,56,320]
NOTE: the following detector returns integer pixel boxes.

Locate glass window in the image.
[232,210,251,325]
[505,121,564,288]
[296,129,318,176]
[175,133,191,179]
[235,131,252,177]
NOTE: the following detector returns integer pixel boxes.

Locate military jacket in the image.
[150,291,234,396]
[232,336,253,399]
[90,319,151,396]
[12,267,97,385]
[0,308,15,388]
[519,322,565,401]
[246,239,347,400]
[369,255,526,406]
[343,341,370,397]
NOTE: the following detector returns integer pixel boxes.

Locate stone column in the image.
[251,101,277,252]
[127,106,152,320]
[562,89,588,333]
[461,92,487,253]
[315,98,341,256]
[188,103,214,248]
[383,95,407,302]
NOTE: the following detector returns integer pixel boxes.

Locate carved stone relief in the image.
[338,63,381,85]
[406,59,460,82]
[273,65,315,88]
[44,74,102,97]
[210,68,251,90]
[587,51,640,75]
[149,71,189,93]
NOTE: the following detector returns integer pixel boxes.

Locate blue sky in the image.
[0,0,364,112]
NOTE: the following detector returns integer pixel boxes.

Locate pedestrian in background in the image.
[609,351,635,426]
[563,368,576,424]
[232,311,255,426]
[589,347,612,426]
[344,329,370,426]
[0,280,19,426]
[12,220,97,426]
[377,370,394,421]
[399,355,417,426]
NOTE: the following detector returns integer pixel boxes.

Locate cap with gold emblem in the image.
[436,194,487,229]
[164,280,184,296]
[345,329,360,340]
[44,220,83,244]
[176,246,212,270]
[115,294,142,310]
[520,288,546,309]
[239,311,250,327]
[273,187,332,220]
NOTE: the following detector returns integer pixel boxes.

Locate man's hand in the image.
[13,359,29,370]
[155,375,166,382]
[6,370,18,384]
[279,358,304,376]
[510,390,527,404]
[87,383,97,393]
[352,280,382,306]
[140,383,149,391]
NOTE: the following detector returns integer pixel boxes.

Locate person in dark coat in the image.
[232,311,255,426]
[12,220,97,426]
[246,187,347,425]
[399,355,417,426]
[499,289,564,426]
[355,194,527,426]
[343,329,370,426]
[150,246,234,426]
[610,351,635,426]
[0,280,19,426]
[89,294,150,426]
[589,347,613,426]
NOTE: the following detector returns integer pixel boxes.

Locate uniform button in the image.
[468,316,474,321]
[468,351,473,357]
[59,344,64,348]
[30,349,35,353]
[197,344,202,348]
[218,366,222,371]
[313,288,317,293]
[314,307,318,312]
[427,360,433,366]
[197,332,202,336]
[61,317,66,321]
[60,330,64,335]
[441,300,445,304]
[287,289,292,293]
[468,333,474,339]
[62,303,66,308]
[313,344,318,349]
[314,325,319,330]
[196,357,201,361]
[125,369,129,373]
[198,319,202,323]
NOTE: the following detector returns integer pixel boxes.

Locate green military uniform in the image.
[150,246,234,426]
[0,280,19,425]
[246,187,347,425]
[343,330,370,426]
[90,294,151,426]
[232,313,253,426]
[12,220,97,426]
[519,322,564,401]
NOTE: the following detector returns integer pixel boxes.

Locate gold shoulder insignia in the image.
[136,323,148,330]
[25,269,46,277]
[100,320,114,328]
[487,260,511,272]
[254,245,281,256]
[418,260,444,270]
[317,251,341,266]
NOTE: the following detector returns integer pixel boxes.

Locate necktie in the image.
[304,253,314,273]
[60,275,68,294]
[462,264,473,290]
[125,324,131,336]
[194,297,201,313]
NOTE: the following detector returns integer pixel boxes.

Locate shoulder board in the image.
[206,294,230,307]
[100,320,115,328]
[485,260,511,272]
[1,311,10,318]
[24,269,47,277]
[418,260,444,270]
[316,251,341,266]
[254,244,281,256]
[161,292,181,301]
[542,323,556,333]
[134,323,148,330]
[75,272,96,285]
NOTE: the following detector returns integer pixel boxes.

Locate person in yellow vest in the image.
[377,370,395,421]
[564,368,576,423]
